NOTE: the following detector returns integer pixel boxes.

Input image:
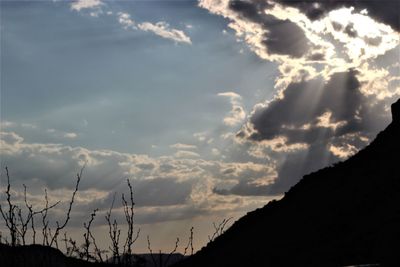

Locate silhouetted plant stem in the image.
[83,208,98,261]
[41,189,51,246]
[105,192,121,264]
[89,228,104,263]
[183,227,194,257]
[49,167,82,247]
[122,178,140,266]
[208,217,233,242]
[0,167,18,246]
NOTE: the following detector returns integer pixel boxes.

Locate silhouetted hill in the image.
[0,243,184,267]
[127,253,185,267]
[174,99,400,267]
[0,244,110,267]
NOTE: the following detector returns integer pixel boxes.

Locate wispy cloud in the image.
[138,22,192,44]
[170,143,197,150]
[64,132,78,139]
[70,1,191,45]
[117,12,136,30]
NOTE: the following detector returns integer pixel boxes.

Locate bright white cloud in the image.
[70,0,103,11]
[218,92,246,127]
[138,22,192,44]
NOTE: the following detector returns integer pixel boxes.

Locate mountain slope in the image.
[174,99,400,267]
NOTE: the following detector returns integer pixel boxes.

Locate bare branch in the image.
[83,209,98,261]
[105,192,120,264]
[122,178,139,265]
[183,227,194,257]
[0,167,18,246]
[49,167,83,247]
[208,217,233,243]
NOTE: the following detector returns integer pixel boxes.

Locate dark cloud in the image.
[261,20,310,58]
[308,52,325,61]
[239,70,393,194]
[248,70,369,143]
[229,0,272,23]
[134,178,193,207]
[365,36,382,46]
[213,180,271,196]
[228,0,311,58]
[344,23,357,38]
[274,0,400,31]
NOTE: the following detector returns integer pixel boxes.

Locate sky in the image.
[1,0,399,254]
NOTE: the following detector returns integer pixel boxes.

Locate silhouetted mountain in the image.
[174,99,400,267]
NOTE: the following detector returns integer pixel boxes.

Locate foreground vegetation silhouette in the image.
[0,164,232,266]
[0,167,200,267]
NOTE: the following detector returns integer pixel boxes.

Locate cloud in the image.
[329,143,358,159]
[199,0,398,92]
[117,12,136,30]
[174,150,200,158]
[170,143,197,150]
[243,70,393,145]
[64,132,78,139]
[200,0,311,60]
[236,69,397,194]
[0,121,17,129]
[70,0,103,12]
[211,148,220,156]
[0,130,278,224]
[138,22,192,44]
[199,0,399,195]
[69,2,191,45]
[218,92,246,126]
[218,92,241,99]
[274,0,400,32]
[211,161,277,196]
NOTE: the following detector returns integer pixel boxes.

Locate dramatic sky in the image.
[1,0,399,253]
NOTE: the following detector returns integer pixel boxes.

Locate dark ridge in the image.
[391,98,400,123]
[174,99,400,267]
[0,244,110,267]
[0,244,183,267]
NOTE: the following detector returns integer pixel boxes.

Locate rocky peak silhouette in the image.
[392,98,400,123]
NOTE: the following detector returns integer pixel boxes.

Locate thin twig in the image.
[49,167,83,247]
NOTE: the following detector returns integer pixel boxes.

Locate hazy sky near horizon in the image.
[1,0,399,253]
